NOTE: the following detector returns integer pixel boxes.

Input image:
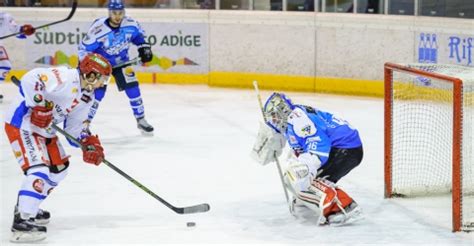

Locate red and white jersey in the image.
[0,12,21,39]
[4,66,93,140]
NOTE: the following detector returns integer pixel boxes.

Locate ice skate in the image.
[137,117,154,136]
[0,94,3,103]
[10,213,47,243]
[327,201,363,226]
[35,208,51,225]
[15,205,50,224]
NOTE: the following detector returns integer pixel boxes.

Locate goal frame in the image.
[384,62,464,232]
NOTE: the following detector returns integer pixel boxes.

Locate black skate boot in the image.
[137,117,154,136]
[10,213,47,243]
[15,205,50,224]
[0,94,3,103]
[35,208,51,225]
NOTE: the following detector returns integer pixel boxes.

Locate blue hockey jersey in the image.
[285,105,362,166]
[79,16,146,66]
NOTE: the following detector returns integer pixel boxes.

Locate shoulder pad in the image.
[84,18,110,43]
[288,108,317,138]
[121,16,139,28]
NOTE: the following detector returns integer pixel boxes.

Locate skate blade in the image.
[10,231,46,243]
[35,218,50,225]
[140,129,154,136]
[329,211,364,227]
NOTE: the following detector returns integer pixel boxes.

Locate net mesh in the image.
[390,63,474,231]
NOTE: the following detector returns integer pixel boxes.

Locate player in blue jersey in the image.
[78,0,154,135]
[252,93,363,226]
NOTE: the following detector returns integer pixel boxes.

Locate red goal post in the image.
[384,62,473,232]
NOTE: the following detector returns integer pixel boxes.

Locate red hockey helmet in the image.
[79,53,112,91]
[79,53,112,77]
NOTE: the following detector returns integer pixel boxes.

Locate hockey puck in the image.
[186,222,196,227]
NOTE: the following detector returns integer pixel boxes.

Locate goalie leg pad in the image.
[308,179,341,218]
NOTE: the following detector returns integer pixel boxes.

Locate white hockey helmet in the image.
[263,93,294,133]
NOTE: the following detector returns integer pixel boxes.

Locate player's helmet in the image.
[263,93,294,133]
[79,53,112,91]
[108,0,125,10]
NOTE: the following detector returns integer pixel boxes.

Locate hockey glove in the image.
[20,24,35,36]
[81,135,104,166]
[31,106,53,128]
[138,43,153,63]
[250,122,286,166]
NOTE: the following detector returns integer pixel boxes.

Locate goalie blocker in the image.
[251,92,364,226]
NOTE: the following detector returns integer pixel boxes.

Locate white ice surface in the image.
[1,82,473,245]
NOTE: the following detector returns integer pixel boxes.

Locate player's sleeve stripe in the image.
[10,101,28,128]
[18,190,47,200]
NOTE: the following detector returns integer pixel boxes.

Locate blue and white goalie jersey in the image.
[285,105,362,166]
[79,17,146,66]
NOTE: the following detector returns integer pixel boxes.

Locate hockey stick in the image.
[252,81,290,204]
[11,76,210,215]
[112,57,141,69]
[0,1,78,40]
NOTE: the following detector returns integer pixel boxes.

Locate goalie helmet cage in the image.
[384,62,474,232]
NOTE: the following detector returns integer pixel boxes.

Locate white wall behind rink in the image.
[1,8,473,81]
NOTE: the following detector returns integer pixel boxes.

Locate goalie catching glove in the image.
[81,135,104,165]
[251,122,286,165]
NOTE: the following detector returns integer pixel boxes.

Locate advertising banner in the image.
[26,21,209,73]
[415,31,473,67]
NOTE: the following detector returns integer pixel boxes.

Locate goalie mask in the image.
[79,53,112,92]
[263,93,294,133]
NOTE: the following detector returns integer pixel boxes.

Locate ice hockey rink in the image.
[1,82,473,245]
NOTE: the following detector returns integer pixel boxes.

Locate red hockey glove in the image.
[20,24,35,36]
[31,106,53,128]
[81,135,104,166]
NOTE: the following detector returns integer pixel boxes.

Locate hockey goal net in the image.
[384,62,474,232]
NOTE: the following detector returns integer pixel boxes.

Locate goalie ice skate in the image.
[327,201,363,226]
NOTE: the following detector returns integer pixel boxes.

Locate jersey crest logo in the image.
[33,94,43,103]
[39,74,48,82]
[301,125,312,136]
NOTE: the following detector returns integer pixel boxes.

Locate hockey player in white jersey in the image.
[4,53,112,243]
[252,93,364,226]
[78,0,154,135]
[0,12,35,102]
